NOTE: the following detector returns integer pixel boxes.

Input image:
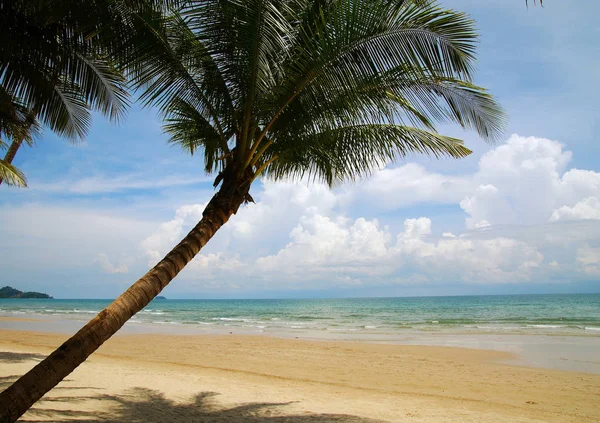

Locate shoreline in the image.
[2,314,600,374]
[1,329,600,422]
[2,294,599,339]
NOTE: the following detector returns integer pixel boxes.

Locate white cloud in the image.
[341,163,473,209]
[461,135,600,228]
[0,203,157,296]
[335,275,363,286]
[140,179,339,270]
[550,197,600,222]
[401,217,432,239]
[255,215,393,278]
[95,253,128,274]
[32,173,209,194]
[394,221,544,284]
[136,134,600,290]
[576,246,600,275]
[343,135,600,230]
[5,134,597,296]
[141,203,206,265]
[253,215,544,285]
[0,204,155,270]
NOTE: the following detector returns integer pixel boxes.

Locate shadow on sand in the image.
[0,375,21,390]
[0,351,46,364]
[19,387,388,423]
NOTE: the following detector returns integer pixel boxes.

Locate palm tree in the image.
[0,0,504,421]
[0,0,133,187]
[0,88,40,186]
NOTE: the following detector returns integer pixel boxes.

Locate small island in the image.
[0,286,53,299]
[155,296,167,300]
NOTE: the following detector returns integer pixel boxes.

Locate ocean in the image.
[1,294,599,338]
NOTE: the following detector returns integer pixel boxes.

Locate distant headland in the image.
[0,286,53,299]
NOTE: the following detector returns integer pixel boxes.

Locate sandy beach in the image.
[1,329,599,423]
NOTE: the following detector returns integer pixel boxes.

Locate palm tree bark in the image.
[0,138,23,186]
[0,173,250,423]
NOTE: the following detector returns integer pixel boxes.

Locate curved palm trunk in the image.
[0,138,23,186]
[0,174,249,423]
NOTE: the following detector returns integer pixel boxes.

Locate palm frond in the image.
[0,0,137,146]
[163,97,226,173]
[72,53,130,123]
[526,0,543,7]
[134,0,504,188]
[268,124,471,186]
[263,0,478,125]
[0,87,40,146]
[0,160,27,187]
[384,74,506,140]
[40,80,92,141]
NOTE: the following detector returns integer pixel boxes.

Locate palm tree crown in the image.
[138,0,504,190]
[0,0,132,186]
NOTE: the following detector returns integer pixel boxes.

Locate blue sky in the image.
[1,1,599,299]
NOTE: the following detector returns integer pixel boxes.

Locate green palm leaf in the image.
[163,97,226,173]
[138,0,504,188]
[0,160,27,187]
[0,0,145,185]
[268,124,471,185]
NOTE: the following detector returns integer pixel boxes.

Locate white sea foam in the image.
[526,324,565,329]
[212,317,246,322]
[67,309,98,314]
[140,309,166,315]
[584,327,600,332]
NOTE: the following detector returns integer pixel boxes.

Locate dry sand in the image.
[1,329,599,423]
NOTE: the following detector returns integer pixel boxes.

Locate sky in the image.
[1,1,599,299]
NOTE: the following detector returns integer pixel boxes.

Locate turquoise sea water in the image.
[1,294,599,337]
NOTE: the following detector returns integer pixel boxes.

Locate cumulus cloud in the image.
[340,134,600,231]
[550,197,600,222]
[130,134,600,290]
[255,215,393,278]
[341,163,473,209]
[139,179,340,280]
[254,215,544,285]
[395,221,544,284]
[461,135,600,228]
